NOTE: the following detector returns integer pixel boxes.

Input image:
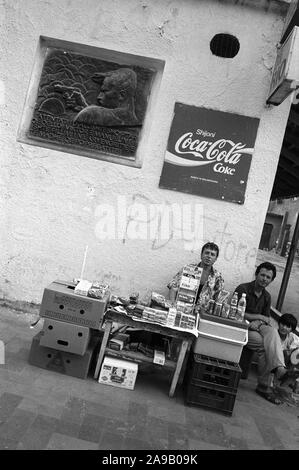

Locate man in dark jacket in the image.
[235,262,287,404]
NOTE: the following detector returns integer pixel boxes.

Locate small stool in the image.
[239,346,255,379]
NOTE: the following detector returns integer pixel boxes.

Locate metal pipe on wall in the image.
[276,211,299,311]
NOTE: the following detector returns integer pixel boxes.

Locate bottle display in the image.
[228,292,238,319]
[236,293,246,322]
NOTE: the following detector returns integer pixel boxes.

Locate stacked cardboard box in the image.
[28,280,110,379]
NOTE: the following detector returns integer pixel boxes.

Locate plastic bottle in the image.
[206,299,215,315]
[236,293,246,322]
[169,287,178,303]
[228,292,238,319]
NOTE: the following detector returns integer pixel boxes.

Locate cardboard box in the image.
[28,331,100,379]
[108,333,130,351]
[98,356,138,390]
[39,280,110,329]
[40,318,90,355]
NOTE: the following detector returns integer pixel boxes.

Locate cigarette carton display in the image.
[98,356,138,390]
[174,265,202,327]
[179,276,199,291]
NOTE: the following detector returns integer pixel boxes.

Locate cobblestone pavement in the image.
[0,306,298,451]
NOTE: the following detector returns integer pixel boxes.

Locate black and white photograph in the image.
[0,0,299,458]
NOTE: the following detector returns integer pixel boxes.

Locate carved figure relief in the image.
[28,48,155,161]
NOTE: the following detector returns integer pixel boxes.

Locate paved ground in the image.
[256,249,299,321]
[0,305,298,451]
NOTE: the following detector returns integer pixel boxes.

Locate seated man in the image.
[235,262,288,405]
[167,241,224,309]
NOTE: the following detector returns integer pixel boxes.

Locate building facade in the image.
[261,197,299,254]
[0,0,294,307]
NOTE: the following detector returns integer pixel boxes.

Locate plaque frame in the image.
[17,36,165,168]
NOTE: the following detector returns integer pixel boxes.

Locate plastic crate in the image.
[193,318,248,362]
[188,353,241,390]
[200,311,249,330]
[184,380,237,416]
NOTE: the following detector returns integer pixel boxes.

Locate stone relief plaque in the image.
[21,40,160,166]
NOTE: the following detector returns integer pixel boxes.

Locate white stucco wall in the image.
[0,0,293,305]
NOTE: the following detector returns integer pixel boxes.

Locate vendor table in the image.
[94,309,195,397]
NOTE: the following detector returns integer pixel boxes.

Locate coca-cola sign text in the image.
[159,103,260,204]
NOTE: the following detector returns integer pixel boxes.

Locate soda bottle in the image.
[206,299,215,315]
[214,302,222,316]
[221,302,230,318]
[236,293,246,321]
[228,292,238,319]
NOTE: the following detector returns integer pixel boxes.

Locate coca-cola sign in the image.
[159,103,260,204]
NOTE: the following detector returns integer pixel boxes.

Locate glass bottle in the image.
[236,293,246,321]
[228,292,238,319]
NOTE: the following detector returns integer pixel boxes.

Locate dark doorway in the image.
[259,223,273,250]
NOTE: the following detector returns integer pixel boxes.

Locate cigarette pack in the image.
[179,276,199,291]
[177,292,196,303]
[74,280,93,296]
[176,301,194,315]
[153,350,165,365]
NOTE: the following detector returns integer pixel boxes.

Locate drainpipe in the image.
[280,224,291,257]
[276,211,288,252]
[276,212,299,311]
